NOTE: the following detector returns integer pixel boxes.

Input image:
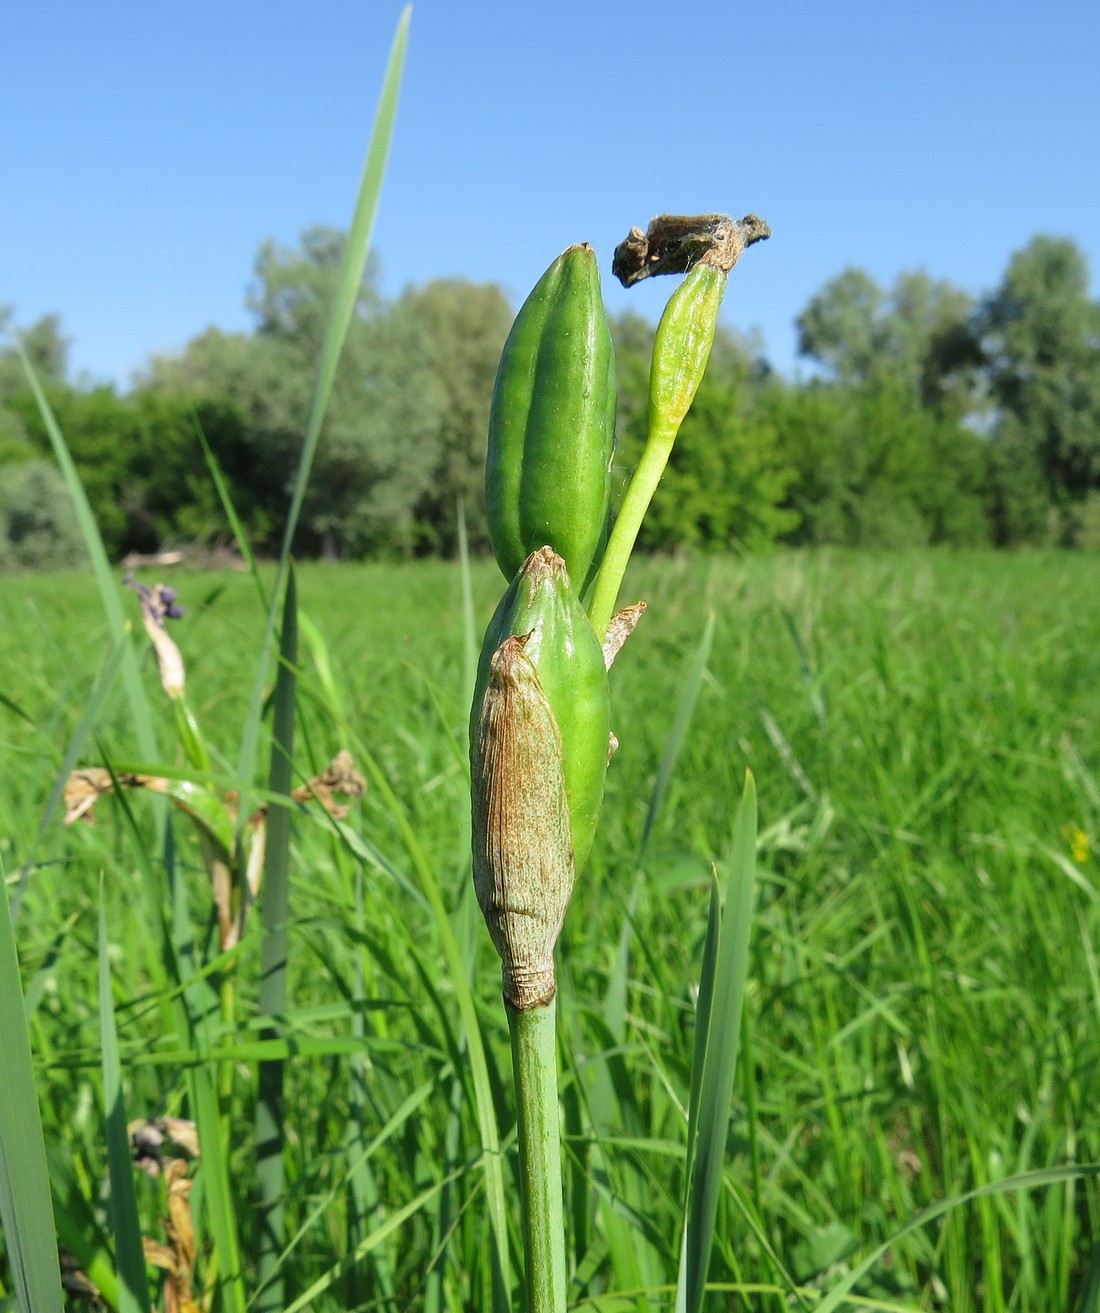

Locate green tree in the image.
[979,235,1100,505]
[397,278,512,552]
[142,230,515,557]
[0,310,70,470]
[0,460,85,571]
[797,268,886,384]
[798,268,978,414]
[0,311,69,398]
[764,378,991,547]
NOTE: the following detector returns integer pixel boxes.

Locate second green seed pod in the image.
[486,244,616,591]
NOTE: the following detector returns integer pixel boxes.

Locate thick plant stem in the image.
[508,998,567,1313]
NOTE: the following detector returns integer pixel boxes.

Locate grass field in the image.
[1,548,1098,1311]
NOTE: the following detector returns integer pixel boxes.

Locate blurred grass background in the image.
[2,548,1097,1309]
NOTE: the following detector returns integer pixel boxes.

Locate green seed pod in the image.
[486,244,616,590]
[470,634,575,1010]
[648,259,726,437]
[472,547,610,873]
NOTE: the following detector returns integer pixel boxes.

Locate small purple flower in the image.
[125,574,185,627]
[159,586,186,620]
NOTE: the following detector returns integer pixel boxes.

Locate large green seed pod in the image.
[486,244,616,590]
[472,547,610,874]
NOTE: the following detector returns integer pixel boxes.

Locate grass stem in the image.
[508,998,567,1313]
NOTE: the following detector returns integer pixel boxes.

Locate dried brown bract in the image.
[471,634,575,1010]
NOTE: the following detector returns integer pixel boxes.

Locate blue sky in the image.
[2,0,1097,388]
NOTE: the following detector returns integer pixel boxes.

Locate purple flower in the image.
[159,586,186,620]
[125,574,185,627]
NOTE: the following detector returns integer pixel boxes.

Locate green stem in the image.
[508,998,567,1313]
[588,262,727,639]
[587,410,681,639]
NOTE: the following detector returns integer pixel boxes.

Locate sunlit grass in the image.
[2,548,1097,1309]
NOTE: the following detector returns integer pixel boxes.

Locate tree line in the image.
[2,225,1099,570]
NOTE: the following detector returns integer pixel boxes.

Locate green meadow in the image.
[2,548,1097,1310]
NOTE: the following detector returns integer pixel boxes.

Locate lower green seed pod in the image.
[486,244,616,591]
[472,546,610,873]
[470,634,575,1009]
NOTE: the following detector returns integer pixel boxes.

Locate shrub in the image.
[0,460,86,571]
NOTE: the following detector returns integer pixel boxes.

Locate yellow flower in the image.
[1063,823,1090,865]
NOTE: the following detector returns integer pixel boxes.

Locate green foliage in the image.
[797,267,977,413]
[0,311,68,399]
[141,230,510,558]
[979,235,1100,502]
[752,377,990,548]
[399,278,512,552]
[0,459,86,570]
[6,385,259,557]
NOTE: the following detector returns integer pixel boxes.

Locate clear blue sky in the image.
[2,0,1097,388]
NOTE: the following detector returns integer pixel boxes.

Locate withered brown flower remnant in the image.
[471,634,575,1011]
[611,212,771,287]
[125,574,187,699]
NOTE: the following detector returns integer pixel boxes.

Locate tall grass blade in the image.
[194,421,267,607]
[169,859,247,1313]
[604,607,718,1040]
[1075,1238,1100,1313]
[235,5,411,820]
[13,631,127,919]
[677,771,758,1313]
[457,497,479,710]
[10,336,157,763]
[585,609,721,1308]
[98,892,151,1313]
[255,565,298,1312]
[638,610,716,862]
[347,740,511,1305]
[0,863,64,1313]
[813,1165,1100,1313]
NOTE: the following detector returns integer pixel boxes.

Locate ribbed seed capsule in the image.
[470,634,574,1010]
[472,547,610,874]
[648,259,727,436]
[485,244,616,591]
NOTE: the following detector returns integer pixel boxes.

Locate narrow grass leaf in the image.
[98,894,152,1313]
[13,630,128,919]
[0,863,64,1313]
[253,1078,437,1306]
[457,497,479,711]
[602,608,717,1050]
[780,605,828,729]
[11,336,157,763]
[236,6,410,821]
[0,690,34,724]
[813,1165,1100,1313]
[280,1166,466,1313]
[195,420,267,607]
[170,863,247,1313]
[255,565,298,1312]
[341,736,512,1304]
[639,609,716,861]
[678,771,758,1313]
[1075,1238,1100,1313]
